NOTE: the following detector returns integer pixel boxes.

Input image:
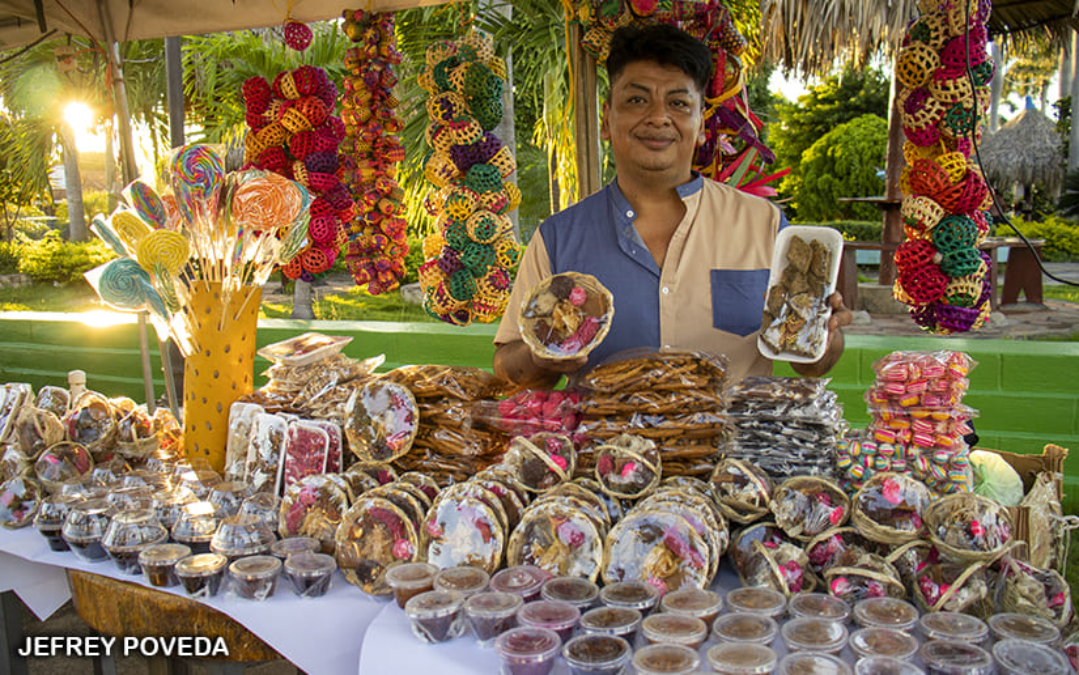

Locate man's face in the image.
[601,59,706,181]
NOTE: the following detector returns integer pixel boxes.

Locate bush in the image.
[793,220,882,241]
[54,190,115,225]
[0,241,19,275]
[1002,215,1079,262]
[17,231,117,284]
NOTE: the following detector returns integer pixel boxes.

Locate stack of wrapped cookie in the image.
[576,350,729,478]
[721,377,846,480]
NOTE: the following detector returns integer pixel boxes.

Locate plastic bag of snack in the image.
[997,556,1072,628]
[924,491,1013,564]
[62,392,118,460]
[244,411,288,494]
[224,402,262,481]
[279,420,330,493]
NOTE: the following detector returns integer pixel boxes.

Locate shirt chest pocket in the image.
[710,269,770,337]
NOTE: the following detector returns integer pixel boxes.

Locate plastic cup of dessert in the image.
[101,509,169,574]
[540,576,599,611]
[632,643,701,675]
[712,612,779,646]
[781,616,849,655]
[228,555,282,601]
[987,613,1060,646]
[34,493,80,552]
[434,565,490,598]
[992,638,1072,675]
[788,592,850,623]
[852,597,918,633]
[516,599,581,644]
[641,612,708,649]
[404,590,466,643]
[918,612,988,644]
[210,513,275,561]
[283,552,336,599]
[138,543,192,588]
[464,591,523,647]
[174,552,228,599]
[706,642,778,675]
[854,656,926,675]
[726,587,787,619]
[848,627,919,661]
[494,626,561,675]
[777,652,852,675]
[170,501,220,554]
[659,587,723,630]
[598,580,660,617]
[917,639,994,675]
[269,536,320,560]
[579,606,642,644]
[561,634,631,675]
[385,562,438,609]
[61,498,116,563]
[490,565,551,602]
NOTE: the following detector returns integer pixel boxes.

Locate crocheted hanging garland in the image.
[340,8,409,295]
[418,30,521,326]
[894,0,993,335]
[242,63,352,284]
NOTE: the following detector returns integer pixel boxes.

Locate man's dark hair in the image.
[606,24,713,95]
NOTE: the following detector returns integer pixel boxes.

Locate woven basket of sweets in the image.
[434,481,511,536]
[730,529,814,597]
[336,496,418,596]
[279,474,349,554]
[639,486,728,582]
[593,434,661,500]
[0,447,31,482]
[519,271,613,361]
[0,476,43,529]
[924,491,1013,564]
[34,441,94,493]
[884,538,933,589]
[422,492,504,574]
[114,405,159,460]
[998,557,1073,628]
[546,481,614,534]
[823,552,906,604]
[602,505,710,594]
[708,458,773,524]
[503,432,575,493]
[343,380,419,463]
[10,406,64,460]
[805,526,881,576]
[913,561,993,617]
[63,393,118,460]
[851,473,932,545]
[506,498,604,582]
[770,476,850,541]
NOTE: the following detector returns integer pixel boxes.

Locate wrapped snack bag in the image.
[11,407,64,459]
[603,504,710,594]
[278,473,349,554]
[913,560,993,617]
[244,411,288,494]
[507,498,603,581]
[63,392,118,460]
[279,420,330,492]
[223,402,262,481]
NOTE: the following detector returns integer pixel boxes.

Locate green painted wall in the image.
[2,312,1075,499]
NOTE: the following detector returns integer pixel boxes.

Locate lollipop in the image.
[98,258,153,310]
[136,229,190,276]
[170,144,225,224]
[110,210,152,252]
[90,215,127,257]
[123,180,167,228]
[230,171,308,232]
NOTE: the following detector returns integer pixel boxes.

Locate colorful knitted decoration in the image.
[242,61,350,284]
[894,0,993,335]
[417,30,521,326]
[340,9,409,295]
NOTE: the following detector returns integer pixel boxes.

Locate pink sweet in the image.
[922,365,945,379]
[912,433,934,447]
[884,382,906,396]
[829,506,845,526]
[874,429,896,443]
[426,519,444,539]
[970,520,984,538]
[568,286,588,306]
[900,395,921,407]
[881,363,909,381]
[393,538,414,560]
[881,478,903,505]
[912,420,933,434]
[830,577,851,596]
[550,454,567,472]
[906,380,928,394]
[620,462,638,480]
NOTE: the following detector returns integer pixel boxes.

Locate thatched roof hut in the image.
[979,99,1065,194]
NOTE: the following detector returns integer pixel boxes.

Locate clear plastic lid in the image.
[495,626,561,664]
[991,638,1072,675]
[174,553,228,578]
[918,612,987,643]
[706,642,778,675]
[35,493,81,527]
[101,509,168,551]
[660,587,722,619]
[988,613,1060,645]
[240,492,281,529]
[434,566,490,596]
[540,576,599,608]
[385,562,437,589]
[210,514,275,558]
[405,590,464,620]
[579,606,642,635]
[562,634,631,669]
[489,565,548,598]
[853,598,918,632]
[789,593,850,622]
[208,480,253,515]
[283,552,336,579]
[138,543,191,567]
[170,501,220,543]
[642,613,707,647]
[917,640,993,675]
[61,498,116,542]
[228,555,282,582]
[849,628,919,660]
[727,587,787,618]
[781,617,849,654]
[854,656,925,675]
[152,487,196,528]
[518,600,581,632]
[777,652,852,675]
[632,643,701,675]
[712,612,779,645]
[599,579,660,611]
[464,591,523,618]
[269,536,319,559]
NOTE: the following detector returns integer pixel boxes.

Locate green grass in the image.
[1045,285,1079,303]
[0,283,104,312]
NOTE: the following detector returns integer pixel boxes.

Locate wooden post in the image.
[880,71,906,287]
[571,24,602,201]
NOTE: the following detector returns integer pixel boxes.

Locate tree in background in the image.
[789,114,888,221]
[769,63,889,219]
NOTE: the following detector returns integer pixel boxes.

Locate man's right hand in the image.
[494,340,586,389]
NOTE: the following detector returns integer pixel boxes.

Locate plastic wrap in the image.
[223,402,262,481]
[34,386,70,418]
[344,380,418,463]
[62,392,118,459]
[502,432,575,493]
[422,493,504,574]
[34,441,94,492]
[0,476,43,529]
[10,407,64,459]
[851,472,932,544]
[382,364,507,401]
[279,421,330,492]
[970,449,1024,506]
[924,492,1012,563]
[823,551,905,604]
[506,498,603,581]
[730,522,810,596]
[602,506,709,594]
[770,476,850,541]
[639,487,727,583]
[0,383,32,443]
[708,458,774,525]
[243,411,287,494]
[997,557,1072,628]
[476,388,583,440]
[278,473,349,553]
[519,271,614,360]
[594,434,661,500]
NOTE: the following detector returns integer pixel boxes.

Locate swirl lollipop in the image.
[135,229,190,276]
[123,180,167,228]
[89,215,127,256]
[98,258,152,310]
[169,144,225,224]
[230,171,308,233]
[110,210,152,253]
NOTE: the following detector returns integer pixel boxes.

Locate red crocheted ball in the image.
[307,171,340,193]
[283,20,313,52]
[256,147,289,174]
[301,247,332,274]
[895,238,940,276]
[310,198,335,220]
[242,77,273,115]
[899,263,949,305]
[289,130,317,161]
[293,96,328,128]
[281,256,304,280]
[309,216,338,245]
[292,65,320,96]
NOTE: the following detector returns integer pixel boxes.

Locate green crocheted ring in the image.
[464,164,503,193]
[460,241,496,276]
[940,247,982,277]
[448,267,478,300]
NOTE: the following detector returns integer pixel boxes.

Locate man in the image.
[494,24,851,388]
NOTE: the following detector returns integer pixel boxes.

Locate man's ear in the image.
[600,100,610,141]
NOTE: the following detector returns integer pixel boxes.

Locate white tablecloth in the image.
[0,527,387,674]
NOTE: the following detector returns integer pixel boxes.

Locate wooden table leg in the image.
[1001,243,1044,305]
[838,247,859,311]
[1,591,29,675]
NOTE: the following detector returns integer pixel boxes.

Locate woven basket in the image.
[908,10,948,51]
[594,434,661,501]
[913,561,993,617]
[901,196,946,234]
[884,538,932,589]
[903,139,944,166]
[749,539,817,597]
[908,158,953,198]
[518,270,613,362]
[466,210,508,244]
[935,152,969,184]
[823,553,906,603]
[851,472,932,545]
[505,432,575,493]
[936,171,988,214]
[489,146,516,179]
[924,491,1015,565]
[943,271,985,308]
[929,69,976,106]
[770,476,850,542]
[423,152,459,189]
[998,557,1073,628]
[896,43,940,90]
[901,92,946,131]
[425,122,454,154]
[947,1,980,37]
[708,458,773,525]
[898,264,948,306]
